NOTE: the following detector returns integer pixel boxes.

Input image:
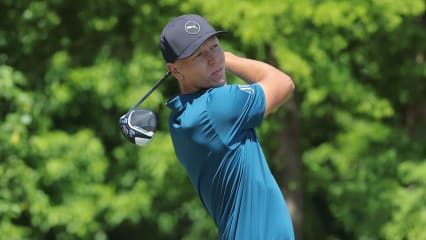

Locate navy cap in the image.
[160,14,225,63]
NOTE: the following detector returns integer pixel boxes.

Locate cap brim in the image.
[178,31,226,60]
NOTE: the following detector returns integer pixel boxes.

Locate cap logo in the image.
[184,20,201,34]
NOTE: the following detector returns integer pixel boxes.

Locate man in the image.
[160,14,295,239]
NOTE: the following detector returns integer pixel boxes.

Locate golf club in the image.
[119,71,171,146]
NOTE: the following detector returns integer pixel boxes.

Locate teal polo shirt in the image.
[167,84,294,240]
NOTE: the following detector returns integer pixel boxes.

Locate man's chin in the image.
[207,76,226,88]
[217,76,226,84]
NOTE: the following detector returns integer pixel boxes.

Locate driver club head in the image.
[119,109,158,147]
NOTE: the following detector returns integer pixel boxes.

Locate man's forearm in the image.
[224,51,277,84]
[224,51,295,115]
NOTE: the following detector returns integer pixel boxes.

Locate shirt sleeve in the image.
[206,84,265,146]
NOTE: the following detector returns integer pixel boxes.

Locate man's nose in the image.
[205,50,215,65]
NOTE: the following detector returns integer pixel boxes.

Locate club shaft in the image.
[129,71,171,111]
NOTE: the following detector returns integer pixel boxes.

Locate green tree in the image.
[1,0,425,239]
[191,0,426,239]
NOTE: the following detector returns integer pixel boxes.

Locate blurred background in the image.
[1,0,425,239]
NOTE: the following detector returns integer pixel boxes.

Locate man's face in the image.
[169,36,226,93]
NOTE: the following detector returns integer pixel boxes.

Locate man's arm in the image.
[224,51,295,116]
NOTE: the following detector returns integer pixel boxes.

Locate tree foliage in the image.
[1,0,425,239]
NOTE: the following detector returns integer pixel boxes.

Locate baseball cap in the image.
[160,14,226,63]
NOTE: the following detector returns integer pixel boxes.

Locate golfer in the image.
[160,14,295,239]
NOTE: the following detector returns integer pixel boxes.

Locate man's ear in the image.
[167,63,182,80]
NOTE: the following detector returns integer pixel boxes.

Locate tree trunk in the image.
[272,96,303,239]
